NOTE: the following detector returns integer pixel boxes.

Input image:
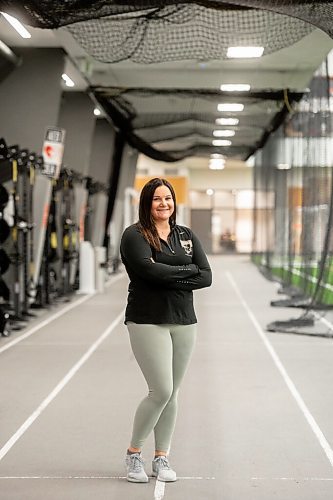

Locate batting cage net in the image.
[93,87,303,161]
[0,1,331,162]
[0,2,332,63]
[252,57,333,336]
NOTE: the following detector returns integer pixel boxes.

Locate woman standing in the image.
[120,177,212,483]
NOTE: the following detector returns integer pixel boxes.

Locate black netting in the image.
[1,2,332,63]
[253,58,333,335]
[67,6,312,63]
[132,112,274,130]
[94,87,302,161]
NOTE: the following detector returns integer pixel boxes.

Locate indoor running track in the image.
[0,255,333,500]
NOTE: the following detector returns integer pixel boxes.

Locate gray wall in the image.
[110,144,138,258]
[58,92,96,176]
[89,119,115,184]
[191,209,212,254]
[0,48,65,152]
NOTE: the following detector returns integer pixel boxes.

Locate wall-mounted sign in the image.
[42,127,66,179]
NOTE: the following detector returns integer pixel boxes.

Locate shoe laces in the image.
[155,456,170,470]
[129,453,145,472]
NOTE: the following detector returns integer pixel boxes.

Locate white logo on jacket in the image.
[180,239,193,256]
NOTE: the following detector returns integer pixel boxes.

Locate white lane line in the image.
[0,476,215,480]
[154,480,165,499]
[0,273,125,355]
[0,310,124,462]
[252,477,333,481]
[226,271,333,469]
[313,311,333,333]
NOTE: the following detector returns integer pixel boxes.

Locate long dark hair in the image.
[137,177,177,251]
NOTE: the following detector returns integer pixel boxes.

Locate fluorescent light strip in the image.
[0,39,13,57]
[61,73,75,87]
[213,130,235,138]
[209,165,225,170]
[215,118,239,126]
[227,46,264,58]
[220,84,251,91]
[212,139,232,146]
[209,158,225,166]
[1,12,31,38]
[277,163,291,170]
[217,103,244,112]
[210,153,224,159]
[209,159,225,170]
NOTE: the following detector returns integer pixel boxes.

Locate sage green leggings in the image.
[127,323,197,452]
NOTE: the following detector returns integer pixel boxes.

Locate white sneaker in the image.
[125,453,149,483]
[152,456,177,482]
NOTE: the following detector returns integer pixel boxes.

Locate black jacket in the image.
[120,223,212,324]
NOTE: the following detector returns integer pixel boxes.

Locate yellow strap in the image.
[72,231,77,246]
[12,159,18,183]
[12,226,17,242]
[30,165,35,185]
[50,232,58,249]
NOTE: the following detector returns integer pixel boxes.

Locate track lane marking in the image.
[0,310,124,462]
[226,271,333,469]
[0,273,124,355]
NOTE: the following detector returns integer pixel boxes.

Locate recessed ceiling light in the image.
[1,12,31,38]
[210,153,224,159]
[215,118,239,126]
[209,166,225,170]
[94,108,101,116]
[213,130,235,137]
[206,188,214,196]
[217,103,244,112]
[62,73,75,87]
[220,84,251,91]
[209,158,225,170]
[209,157,225,165]
[277,163,291,170]
[212,139,232,146]
[227,46,264,58]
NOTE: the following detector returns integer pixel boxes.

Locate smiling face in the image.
[151,185,175,224]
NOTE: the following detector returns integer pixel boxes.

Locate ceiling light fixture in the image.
[61,73,75,87]
[277,163,291,170]
[213,130,235,137]
[209,159,225,166]
[220,84,251,92]
[206,188,214,196]
[1,12,31,38]
[94,108,101,116]
[212,139,232,146]
[227,46,264,58]
[0,39,14,57]
[215,118,239,126]
[209,159,225,170]
[210,153,224,159]
[217,103,244,112]
[209,165,225,170]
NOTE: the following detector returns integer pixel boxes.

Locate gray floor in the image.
[0,255,333,500]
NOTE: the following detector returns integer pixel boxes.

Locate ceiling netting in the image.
[66,6,313,64]
[93,88,303,161]
[1,2,332,49]
[1,1,330,63]
[0,1,330,160]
